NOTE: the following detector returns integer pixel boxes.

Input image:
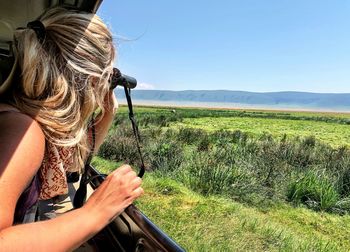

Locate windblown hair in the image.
[10,7,115,170]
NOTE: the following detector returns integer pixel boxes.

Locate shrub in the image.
[197,132,212,152]
[211,130,248,147]
[149,140,184,173]
[177,128,207,145]
[287,144,315,169]
[287,172,340,212]
[303,135,316,147]
[185,153,235,195]
[98,134,141,166]
[337,168,350,197]
[213,145,236,166]
[144,126,163,140]
[138,113,181,127]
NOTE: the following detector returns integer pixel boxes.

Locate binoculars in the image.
[110,67,137,90]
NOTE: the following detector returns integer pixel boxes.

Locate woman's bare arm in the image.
[0,111,143,251]
[0,112,45,230]
[0,205,101,252]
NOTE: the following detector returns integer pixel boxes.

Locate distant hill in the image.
[116,90,350,110]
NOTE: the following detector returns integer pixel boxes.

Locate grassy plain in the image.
[118,105,350,117]
[120,105,350,119]
[119,105,350,146]
[173,116,350,147]
[96,105,350,251]
[92,157,350,252]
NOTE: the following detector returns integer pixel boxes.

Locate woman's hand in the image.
[0,165,142,251]
[103,90,118,116]
[83,164,143,228]
[93,91,118,151]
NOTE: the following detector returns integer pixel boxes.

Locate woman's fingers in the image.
[114,164,133,176]
[132,187,144,198]
[131,177,142,190]
[85,163,143,225]
[104,90,118,114]
[124,187,144,206]
[122,170,137,183]
[106,165,142,197]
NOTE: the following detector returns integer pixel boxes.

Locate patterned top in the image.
[39,144,77,200]
[14,143,78,223]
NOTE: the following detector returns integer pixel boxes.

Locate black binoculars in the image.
[110,68,137,90]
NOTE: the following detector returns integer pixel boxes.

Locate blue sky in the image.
[98,1,350,93]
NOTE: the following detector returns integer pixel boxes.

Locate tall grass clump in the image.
[287,172,340,212]
[177,127,207,145]
[148,140,184,173]
[338,168,350,197]
[178,147,262,204]
[183,152,235,195]
[98,133,140,166]
[98,123,142,166]
[212,129,248,147]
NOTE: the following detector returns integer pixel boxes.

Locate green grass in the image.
[106,106,350,213]
[123,105,350,121]
[91,157,350,251]
[171,116,350,147]
[91,156,123,174]
[121,105,350,119]
[96,105,350,250]
[116,105,350,146]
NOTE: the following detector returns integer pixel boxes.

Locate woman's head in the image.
[10,7,116,168]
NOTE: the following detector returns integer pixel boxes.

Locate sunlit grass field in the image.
[92,157,350,252]
[96,105,350,251]
[122,105,350,120]
[125,105,350,118]
[138,175,350,252]
[125,105,350,147]
[172,116,350,147]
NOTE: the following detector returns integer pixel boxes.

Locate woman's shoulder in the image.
[0,103,45,146]
[0,103,45,178]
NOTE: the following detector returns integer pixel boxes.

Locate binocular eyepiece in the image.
[110,68,137,90]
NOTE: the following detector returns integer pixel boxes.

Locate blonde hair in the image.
[9,7,115,169]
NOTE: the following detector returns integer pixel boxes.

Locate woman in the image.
[0,7,143,251]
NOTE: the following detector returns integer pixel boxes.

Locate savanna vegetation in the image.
[94,105,350,251]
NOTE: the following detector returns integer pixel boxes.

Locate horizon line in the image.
[131,89,350,95]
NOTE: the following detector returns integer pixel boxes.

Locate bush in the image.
[138,113,181,127]
[149,140,184,173]
[211,130,247,147]
[144,126,163,140]
[185,153,235,195]
[337,168,350,197]
[287,144,315,169]
[197,133,212,152]
[98,134,141,166]
[177,127,207,145]
[287,172,340,212]
[303,135,316,147]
